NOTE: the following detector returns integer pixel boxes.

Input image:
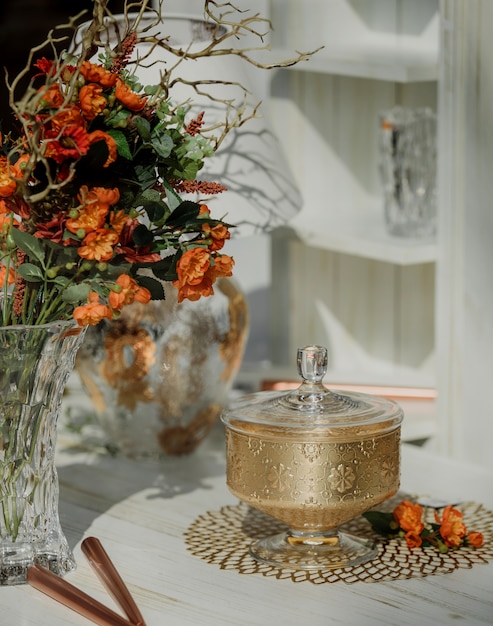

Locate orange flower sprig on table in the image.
[363,500,485,553]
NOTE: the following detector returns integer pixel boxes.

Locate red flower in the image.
[33,57,55,76]
[44,124,90,163]
[35,213,72,245]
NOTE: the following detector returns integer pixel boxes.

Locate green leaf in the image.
[133,116,151,141]
[107,129,133,160]
[134,164,158,190]
[176,160,200,180]
[10,229,45,265]
[107,109,131,127]
[133,224,154,246]
[16,262,44,282]
[105,262,132,277]
[362,511,397,536]
[151,131,173,159]
[61,283,91,304]
[148,256,176,281]
[143,84,160,96]
[52,276,70,287]
[143,200,166,223]
[165,200,201,227]
[135,275,165,300]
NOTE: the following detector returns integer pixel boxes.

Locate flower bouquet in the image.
[0,2,238,326]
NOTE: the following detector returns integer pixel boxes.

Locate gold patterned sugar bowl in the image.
[221,345,404,570]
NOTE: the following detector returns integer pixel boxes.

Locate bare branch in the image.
[6,0,321,203]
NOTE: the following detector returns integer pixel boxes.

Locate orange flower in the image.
[79,84,107,121]
[435,505,467,548]
[172,249,234,302]
[173,275,214,303]
[38,83,64,108]
[78,229,119,262]
[393,500,425,535]
[91,186,120,206]
[50,107,86,130]
[87,130,118,167]
[0,157,16,197]
[108,274,151,311]
[203,222,231,251]
[467,531,484,548]
[73,292,113,326]
[0,263,16,286]
[109,209,131,235]
[174,247,210,287]
[66,203,107,235]
[66,186,120,235]
[173,248,213,303]
[210,254,234,278]
[114,78,147,112]
[404,530,423,549]
[79,61,117,89]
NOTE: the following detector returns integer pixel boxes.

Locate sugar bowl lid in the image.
[221,345,403,438]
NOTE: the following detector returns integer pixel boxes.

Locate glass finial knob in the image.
[297,345,328,383]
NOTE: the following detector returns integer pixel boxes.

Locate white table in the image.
[1,416,492,626]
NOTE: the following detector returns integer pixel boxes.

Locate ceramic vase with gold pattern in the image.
[76,278,248,457]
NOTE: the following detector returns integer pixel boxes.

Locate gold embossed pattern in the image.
[226,429,401,531]
[184,498,493,584]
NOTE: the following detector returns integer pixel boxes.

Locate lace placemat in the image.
[184,498,493,584]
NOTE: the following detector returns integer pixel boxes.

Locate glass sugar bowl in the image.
[221,345,404,570]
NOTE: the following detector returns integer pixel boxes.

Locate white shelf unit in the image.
[265,0,439,267]
[266,0,439,442]
[266,43,438,83]
[288,200,437,265]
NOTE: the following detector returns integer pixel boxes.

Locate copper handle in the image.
[82,537,146,626]
[27,564,134,626]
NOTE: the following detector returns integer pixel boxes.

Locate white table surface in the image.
[2,411,492,626]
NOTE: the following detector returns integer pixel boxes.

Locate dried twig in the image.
[5,0,320,204]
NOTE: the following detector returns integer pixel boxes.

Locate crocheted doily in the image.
[184,497,493,584]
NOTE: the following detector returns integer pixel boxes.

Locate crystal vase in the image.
[379,106,437,238]
[0,320,86,585]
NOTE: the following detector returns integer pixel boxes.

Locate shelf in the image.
[286,201,437,265]
[267,43,438,83]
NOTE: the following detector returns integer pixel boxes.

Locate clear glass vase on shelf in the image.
[378,106,437,238]
[0,320,87,585]
[75,278,249,458]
